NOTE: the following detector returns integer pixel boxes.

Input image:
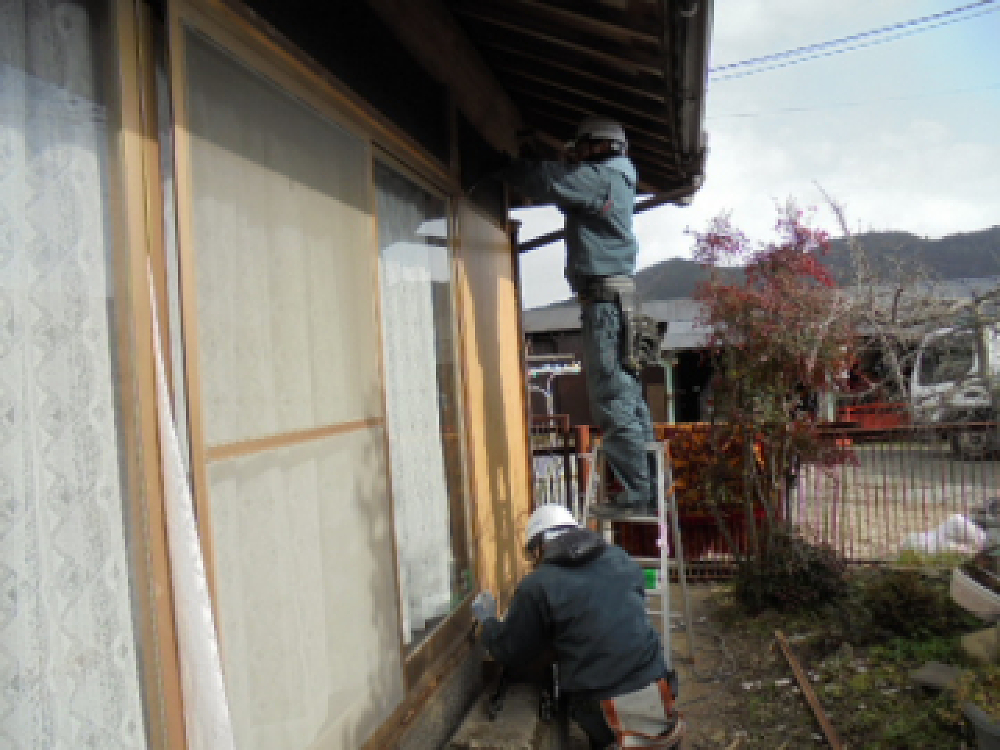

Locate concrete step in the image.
[446,683,587,749]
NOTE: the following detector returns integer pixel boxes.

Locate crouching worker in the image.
[471,504,684,748]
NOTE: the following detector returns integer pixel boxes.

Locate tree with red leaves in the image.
[690,200,854,428]
[685,201,857,575]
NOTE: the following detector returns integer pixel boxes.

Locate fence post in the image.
[574,425,592,504]
[558,415,571,511]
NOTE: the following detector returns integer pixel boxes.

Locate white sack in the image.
[902,513,986,554]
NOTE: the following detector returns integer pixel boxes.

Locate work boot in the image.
[657,713,686,747]
[592,471,655,515]
[591,490,652,518]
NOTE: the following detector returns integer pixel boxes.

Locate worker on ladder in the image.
[498,116,660,512]
[472,505,684,748]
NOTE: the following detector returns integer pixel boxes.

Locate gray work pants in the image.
[580,300,654,507]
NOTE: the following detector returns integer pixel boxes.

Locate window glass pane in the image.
[206,432,404,748]
[375,163,471,649]
[184,31,379,447]
[180,29,403,747]
[920,332,976,385]
[0,0,148,746]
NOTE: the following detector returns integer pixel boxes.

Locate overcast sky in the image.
[517,0,1000,308]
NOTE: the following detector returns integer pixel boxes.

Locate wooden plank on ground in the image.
[775,630,844,750]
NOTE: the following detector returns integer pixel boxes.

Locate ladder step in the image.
[646,610,689,625]
[587,506,660,522]
[581,441,695,669]
[645,597,689,607]
[634,556,683,567]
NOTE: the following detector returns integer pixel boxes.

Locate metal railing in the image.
[794,422,1000,561]
[530,415,580,511]
[529,418,1000,570]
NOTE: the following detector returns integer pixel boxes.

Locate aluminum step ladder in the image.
[580,441,696,667]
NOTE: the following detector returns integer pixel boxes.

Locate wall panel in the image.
[456,205,532,603]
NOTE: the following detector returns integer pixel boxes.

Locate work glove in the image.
[471,590,497,622]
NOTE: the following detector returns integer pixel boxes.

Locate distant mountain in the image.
[633,257,742,301]
[823,227,1000,285]
[634,225,1000,301]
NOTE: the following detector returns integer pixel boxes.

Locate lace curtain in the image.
[375,166,455,644]
[0,1,147,747]
[150,272,236,750]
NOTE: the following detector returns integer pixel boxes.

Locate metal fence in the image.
[529,418,1000,568]
[530,415,580,510]
[793,422,1000,561]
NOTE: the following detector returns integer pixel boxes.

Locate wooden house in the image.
[1,0,712,747]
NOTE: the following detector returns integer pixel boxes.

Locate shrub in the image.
[822,568,981,647]
[863,569,976,639]
[732,524,846,614]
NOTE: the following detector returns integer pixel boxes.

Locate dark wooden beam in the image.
[489,45,666,103]
[522,110,682,188]
[500,69,669,126]
[365,0,522,153]
[628,144,682,170]
[517,123,685,195]
[529,0,663,35]
[515,92,674,146]
[454,7,665,77]
[457,0,661,45]
[629,158,685,183]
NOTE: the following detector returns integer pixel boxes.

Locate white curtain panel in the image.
[0,1,146,747]
[376,174,453,643]
[150,272,235,750]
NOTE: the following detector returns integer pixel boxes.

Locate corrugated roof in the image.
[522,301,581,332]
[660,319,711,350]
[522,278,1000,345]
[522,297,705,332]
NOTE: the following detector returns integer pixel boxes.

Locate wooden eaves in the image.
[369,0,712,197]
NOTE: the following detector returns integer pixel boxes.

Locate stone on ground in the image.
[962,626,1000,665]
[909,661,966,691]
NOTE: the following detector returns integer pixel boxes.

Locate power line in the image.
[709,1,997,81]
[712,7,999,82]
[707,82,1000,119]
[712,0,993,72]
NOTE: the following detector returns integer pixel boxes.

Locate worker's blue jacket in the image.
[503,155,640,289]
[480,527,666,699]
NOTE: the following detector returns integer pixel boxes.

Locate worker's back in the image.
[484,527,666,699]
[500,155,640,283]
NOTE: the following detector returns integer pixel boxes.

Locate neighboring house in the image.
[524,278,1000,429]
[3,1,712,748]
[524,299,713,425]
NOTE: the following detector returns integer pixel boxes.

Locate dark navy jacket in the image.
[480,528,666,699]
[502,156,640,290]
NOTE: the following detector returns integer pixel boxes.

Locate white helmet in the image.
[573,116,627,149]
[524,504,579,552]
